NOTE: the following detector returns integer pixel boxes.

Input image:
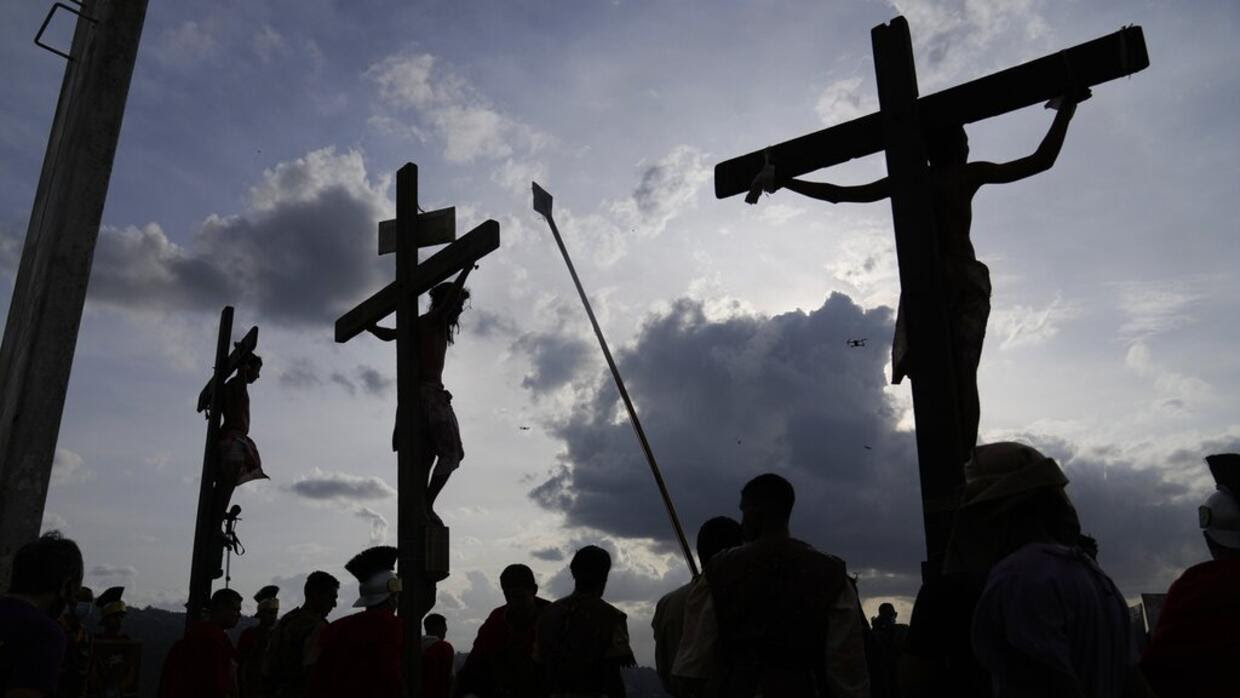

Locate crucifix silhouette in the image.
[716,17,1148,572]
[335,163,499,695]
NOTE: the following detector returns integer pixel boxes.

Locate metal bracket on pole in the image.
[35,3,96,61]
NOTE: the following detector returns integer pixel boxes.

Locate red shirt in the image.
[421,638,454,698]
[1141,557,1240,697]
[158,621,237,698]
[311,608,403,697]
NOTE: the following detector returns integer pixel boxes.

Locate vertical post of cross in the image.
[185,307,234,630]
[871,17,967,575]
[393,164,425,696]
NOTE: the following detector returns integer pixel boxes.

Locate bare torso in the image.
[418,310,450,385]
[930,163,982,262]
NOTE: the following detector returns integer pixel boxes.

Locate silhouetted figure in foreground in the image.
[535,545,635,698]
[93,586,129,640]
[689,473,869,698]
[58,586,95,698]
[369,271,472,523]
[88,585,140,697]
[158,587,243,698]
[660,516,744,697]
[262,571,339,698]
[456,563,550,698]
[1140,453,1240,697]
[1,531,83,698]
[868,603,907,698]
[237,585,279,698]
[311,546,403,697]
[755,91,1088,462]
[964,442,1132,698]
[421,613,454,698]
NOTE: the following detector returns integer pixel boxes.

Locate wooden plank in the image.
[378,207,457,255]
[335,219,500,342]
[194,325,258,413]
[715,25,1148,198]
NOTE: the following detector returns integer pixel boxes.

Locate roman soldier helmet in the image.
[254,584,280,614]
[1200,453,1240,550]
[96,586,127,619]
[345,546,401,608]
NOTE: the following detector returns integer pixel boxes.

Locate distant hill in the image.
[116,606,668,698]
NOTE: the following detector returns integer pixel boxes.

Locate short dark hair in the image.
[499,564,536,591]
[741,473,796,521]
[926,123,968,166]
[424,613,446,633]
[569,545,611,588]
[209,588,243,609]
[8,531,83,595]
[304,570,340,596]
[879,602,896,615]
[696,517,743,566]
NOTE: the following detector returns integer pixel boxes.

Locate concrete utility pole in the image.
[0,0,149,585]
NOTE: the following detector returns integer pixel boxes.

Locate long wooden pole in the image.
[532,183,699,578]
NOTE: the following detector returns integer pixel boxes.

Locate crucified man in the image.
[754,89,1088,460]
[367,267,472,524]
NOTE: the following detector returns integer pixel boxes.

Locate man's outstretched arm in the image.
[779,176,890,204]
[970,88,1089,187]
[366,325,397,341]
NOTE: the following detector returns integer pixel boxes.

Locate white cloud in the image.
[1115,279,1202,341]
[153,20,219,68]
[355,506,390,543]
[89,564,138,579]
[40,511,68,534]
[816,77,876,126]
[991,295,1080,350]
[606,145,712,240]
[252,26,288,63]
[365,52,549,163]
[50,447,92,485]
[757,203,807,227]
[492,158,548,197]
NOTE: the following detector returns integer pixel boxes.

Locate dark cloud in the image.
[356,365,393,396]
[279,359,322,389]
[287,470,396,501]
[530,546,564,561]
[84,149,388,326]
[512,331,592,394]
[530,294,1211,600]
[330,372,356,394]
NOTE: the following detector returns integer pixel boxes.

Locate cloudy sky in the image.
[3,0,1238,665]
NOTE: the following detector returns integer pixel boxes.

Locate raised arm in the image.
[366,324,397,342]
[969,88,1088,187]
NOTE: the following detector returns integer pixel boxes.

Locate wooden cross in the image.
[186,307,257,629]
[715,18,1148,572]
[334,163,499,695]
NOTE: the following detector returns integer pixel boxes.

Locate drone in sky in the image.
[847,338,868,348]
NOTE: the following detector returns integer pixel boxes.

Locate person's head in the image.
[345,546,400,611]
[208,588,244,630]
[1201,454,1240,561]
[73,586,95,623]
[740,473,796,540]
[569,545,611,595]
[430,282,471,343]
[499,563,538,613]
[878,602,896,621]
[254,584,279,626]
[696,516,744,567]
[303,570,340,616]
[424,613,447,639]
[242,354,263,383]
[926,123,969,167]
[7,531,83,618]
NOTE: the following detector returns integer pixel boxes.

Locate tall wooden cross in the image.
[715,18,1148,573]
[185,307,258,629]
[334,163,499,695]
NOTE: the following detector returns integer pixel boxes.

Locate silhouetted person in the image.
[158,587,244,698]
[755,90,1088,462]
[657,516,743,697]
[689,473,868,697]
[868,603,907,698]
[262,571,339,698]
[964,442,1131,698]
[237,586,279,698]
[535,545,635,698]
[211,354,267,578]
[312,546,403,697]
[421,614,454,698]
[1,531,83,698]
[58,586,95,698]
[87,586,140,697]
[92,586,128,640]
[1140,453,1240,697]
[369,270,472,524]
[456,563,550,698]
